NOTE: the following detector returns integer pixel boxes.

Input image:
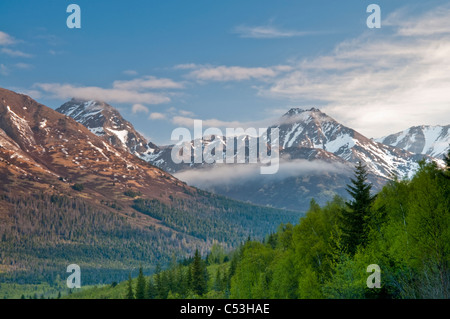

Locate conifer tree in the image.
[341,161,375,254]
[159,271,170,299]
[126,273,135,299]
[190,249,208,296]
[146,277,156,299]
[135,267,146,299]
[176,265,188,297]
[444,146,450,172]
[214,268,222,291]
[186,264,193,292]
[154,263,163,298]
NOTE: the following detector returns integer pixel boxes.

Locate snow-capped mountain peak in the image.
[375,125,450,159]
[272,108,430,179]
[56,99,157,155]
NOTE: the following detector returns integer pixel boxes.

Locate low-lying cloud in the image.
[174,159,349,187]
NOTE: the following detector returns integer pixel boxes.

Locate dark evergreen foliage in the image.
[341,162,375,254]
[135,267,146,299]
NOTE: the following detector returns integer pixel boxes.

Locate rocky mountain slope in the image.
[375,125,450,159]
[272,108,428,180]
[56,99,159,155]
[0,90,187,202]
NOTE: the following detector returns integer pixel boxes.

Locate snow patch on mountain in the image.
[376,125,449,158]
[105,128,129,146]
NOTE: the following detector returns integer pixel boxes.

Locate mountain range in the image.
[375,125,449,159]
[0,88,300,284]
[56,99,447,210]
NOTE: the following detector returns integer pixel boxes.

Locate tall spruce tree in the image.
[341,161,375,254]
[146,277,157,299]
[191,249,208,296]
[135,267,146,299]
[126,273,135,299]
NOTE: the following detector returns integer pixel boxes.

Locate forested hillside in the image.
[72,152,449,299]
[0,191,301,287]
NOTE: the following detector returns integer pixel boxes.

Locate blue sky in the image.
[1,0,450,144]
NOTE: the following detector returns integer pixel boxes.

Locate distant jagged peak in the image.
[283,107,321,116]
[56,98,155,155]
[57,98,116,117]
[278,107,337,127]
[375,124,450,158]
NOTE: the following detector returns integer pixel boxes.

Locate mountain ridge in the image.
[375,124,450,159]
[56,99,446,211]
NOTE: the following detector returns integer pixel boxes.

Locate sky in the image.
[1,0,450,145]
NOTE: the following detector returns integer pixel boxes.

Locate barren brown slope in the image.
[0,88,194,208]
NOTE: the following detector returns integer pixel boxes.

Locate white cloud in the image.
[385,5,450,36]
[132,103,149,114]
[187,65,291,82]
[14,63,33,69]
[173,63,199,70]
[113,75,184,90]
[179,109,195,117]
[0,64,8,76]
[34,83,171,105]
[0,31,15,45]
[149,112,166,120]
[170,115,276,129]
[234,25,313,39]
[175,160,348,187]
[123,69,138,76]
[171,116,244,128]
[10,88,42,99]
[258,5,450,138]
[1,48,32,58]
[49,49,63,56]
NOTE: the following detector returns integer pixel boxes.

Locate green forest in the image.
[72,152,449,299]
[0,184,300,293]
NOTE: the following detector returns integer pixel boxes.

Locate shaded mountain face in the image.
[375,125,450,159]
[56,99,159,155]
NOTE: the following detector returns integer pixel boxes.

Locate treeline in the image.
[123,155,449,299]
